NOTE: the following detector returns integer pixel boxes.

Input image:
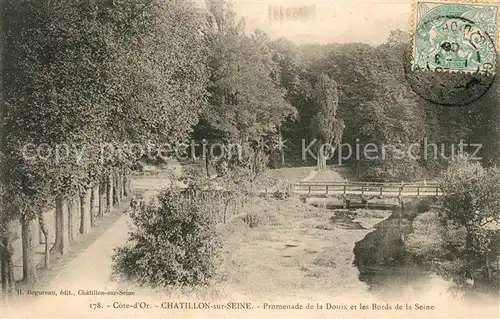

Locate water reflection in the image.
[352,202,455,301]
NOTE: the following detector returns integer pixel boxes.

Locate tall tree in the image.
[270,38,310,166]
[201,0,295,176]
[310,73,345,169]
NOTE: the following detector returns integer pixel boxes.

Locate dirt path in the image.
[44,189,159,291]
[45,212,131,291]
[306,167,346,183]
[2,190,159,317]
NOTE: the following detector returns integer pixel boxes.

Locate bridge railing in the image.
[293,182,442,197]
[295,181,440,186]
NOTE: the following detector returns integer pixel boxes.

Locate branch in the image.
[479,216,500,227]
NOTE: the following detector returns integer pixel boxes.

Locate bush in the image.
[112,187,221,287]
[406,211,449,258]
[272,189,291,200]
[405,156,500,294]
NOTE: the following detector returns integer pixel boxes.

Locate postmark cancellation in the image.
[407,0,500,106]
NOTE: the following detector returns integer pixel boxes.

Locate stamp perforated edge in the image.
[409,0,500,72]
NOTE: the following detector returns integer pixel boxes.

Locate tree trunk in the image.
[465,229,474,282]
[117,172,123,202]
[67,198,75,242]
[127,171,132,193]
[39,214,50,270]
[21,217,37,283]
[223,199,231,224]
[0,0,15,300]
[118,171,125,203]
[278,126,285,168]
[51,195,69,255]
[106,173,113,212]
[90,184,96,227]
[39,219,44,244]
[253,146,259,175]
[113,171,118,205]
[280,149,285,168]
[1,254,7,298]
[7,257,14,295]
[98,179,106,218]
[116,172,120,201]
[486,252,492,281]
[1,233,16,300]
[118,172,123,202]
[205,146,210,178]
[123,173,129,197]
[118,170,123,201]
[31,218,39,248]
[79,189,90,235]
[316,138,326,170]
[113,170,120,205]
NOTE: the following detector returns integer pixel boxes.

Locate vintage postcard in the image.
[1,0,499,318]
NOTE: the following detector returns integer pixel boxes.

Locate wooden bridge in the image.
[293,181,442,198]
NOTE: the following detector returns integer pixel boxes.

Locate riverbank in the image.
[5,184,498,318]
[210,196,385,300]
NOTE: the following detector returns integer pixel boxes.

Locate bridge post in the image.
[308,185,311,197]
[343,185,346,196]
[361,186,364,196]
[325,185,329,197]
[343,198,351,209]
[379,186,382,198]
[417,186,420,197]
[435,187,438,196]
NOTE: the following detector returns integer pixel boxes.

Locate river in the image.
[349,201,459,301]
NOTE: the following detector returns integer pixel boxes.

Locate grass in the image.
[118,194,383,301]
[206,195,383,300]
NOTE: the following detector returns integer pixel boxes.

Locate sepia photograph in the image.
[0,0,499,318]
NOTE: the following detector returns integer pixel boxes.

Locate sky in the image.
[220,0,413,45]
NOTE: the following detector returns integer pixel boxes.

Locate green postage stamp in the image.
[412,1,499,73]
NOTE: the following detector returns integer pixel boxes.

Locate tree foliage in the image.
[310,73,345,169]
[276,30,500,177]
[407,155,500,292]
[1,0,210,287]
[442,156,500,254]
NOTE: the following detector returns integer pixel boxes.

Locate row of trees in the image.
[0,0,212,297]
